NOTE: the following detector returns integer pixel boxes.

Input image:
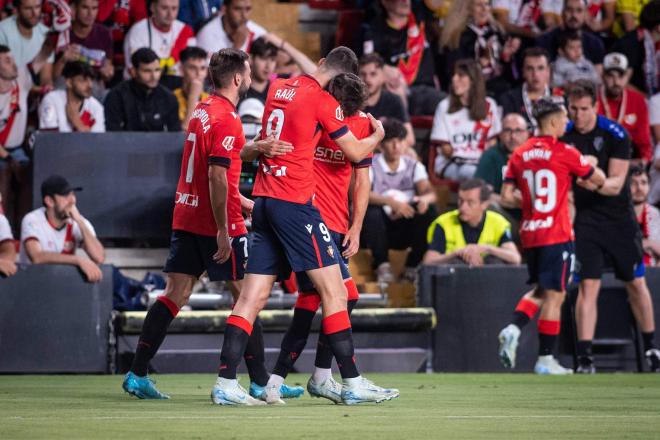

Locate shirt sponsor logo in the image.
[314,145,346,164]
[175,192,199,207]
[521,216,554,232]
[593,136,603,152]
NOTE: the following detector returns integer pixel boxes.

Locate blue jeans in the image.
[0,148,30,169]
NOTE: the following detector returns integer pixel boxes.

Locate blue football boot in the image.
[122,372,170,399]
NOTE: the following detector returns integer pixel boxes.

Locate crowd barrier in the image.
[0,264,113,373]
[418,265,660,372]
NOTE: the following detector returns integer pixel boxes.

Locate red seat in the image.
[427,141,459,192]
[410,115,434,130]
[335,9,364,52]
[308,0,351,10]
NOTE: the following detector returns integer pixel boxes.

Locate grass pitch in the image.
[1,373,659,439]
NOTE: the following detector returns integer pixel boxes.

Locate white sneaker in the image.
[534,355,574,375]
[211,378,266,405]
[262,382,285,405]
[341,376,400,405]
[307,376,343,404]
[498,324,521,369]
[376,262,394,284]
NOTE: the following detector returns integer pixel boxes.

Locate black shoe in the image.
[576,356,595,374]
[646,349,660,372]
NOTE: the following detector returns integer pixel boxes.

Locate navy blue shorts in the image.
[296,230,351,292]
[164,230,249,281]
[525,241,575,292]
[246,197,341,276]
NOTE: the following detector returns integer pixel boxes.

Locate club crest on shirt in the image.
[593,136,603,152]
[327,246,334,259]
[335,106,344,121]
[624,114,637,125]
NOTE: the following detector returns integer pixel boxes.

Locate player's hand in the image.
[391,200,415,219]
[78,257,102,283]
[576,178,598,191]
[241,195,254,219]
[367,113,384,142]
[584,155,599,167]
[213,228,232,264]
[342,227,361,258]
[257,135,294,157]
[0,260,17,277]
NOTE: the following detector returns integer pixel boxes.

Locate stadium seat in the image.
[334,9,364,54]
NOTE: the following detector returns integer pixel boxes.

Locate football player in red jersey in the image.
[497,97,605,374]
[213,47,399,405]
[122,49,294,402]
[261,73,392,403]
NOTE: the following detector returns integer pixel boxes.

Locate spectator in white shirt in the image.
[20,175,105,282]
[430,58,501,183]
[0,194,16,277]
[631,164,660,266]
[123,0,196,79]
[196,0,266,55]
[39,61,105,132]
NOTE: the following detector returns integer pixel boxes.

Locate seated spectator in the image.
[177,0,220,31]
[430,58,501,182]
[361,119,437,283]
[598,53,652,164]
[585,0,616,34]
[492,0,561,40]
[54,0,114,99]
[499,47,558,132]
[536,0,605,66]
[614,0,650,36]
[196,0,266,54]
[362,0,443,116]
[19,175,104,282]
[423,178,521,265]
[612,0,660,95]
[439,0,520,97]
[631,164,660,266]
[104,48,180,131]
[173,46,208,130]
[0,194,16,277]
[551,29,600,89]
[39,61,105,132]
[0,44,49,230]
[238,97,264,139]
[123,0,195,83]
[358,53,415,150]
[475,113,530,210]
[648,91,660,205]
[95,0,146,79]
[261,33,316,77]
[240,36,276,106]
[0,0,55,86]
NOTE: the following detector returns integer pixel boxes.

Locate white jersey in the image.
[38,90,105,133]
[0,65,32,148]
[430,96,501,163]
[123,18,196,77]
[0,214,13,243]
[492,0,562,29]
[19,207,96,265]
[196,15,266,55]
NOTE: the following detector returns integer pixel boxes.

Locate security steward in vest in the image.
[423,178,522,266]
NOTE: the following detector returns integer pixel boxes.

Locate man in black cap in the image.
[19,175,105,282]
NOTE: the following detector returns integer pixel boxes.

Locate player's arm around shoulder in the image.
[335,113,385,163]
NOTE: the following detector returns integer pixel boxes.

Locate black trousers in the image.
[361,204,437,269]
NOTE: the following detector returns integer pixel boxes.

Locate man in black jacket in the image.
[104,48,180,131]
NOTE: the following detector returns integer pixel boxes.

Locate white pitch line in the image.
[3,415,659,421]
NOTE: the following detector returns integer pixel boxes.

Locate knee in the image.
[627,278,649,299]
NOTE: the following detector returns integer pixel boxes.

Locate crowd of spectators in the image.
[1,0,660,282]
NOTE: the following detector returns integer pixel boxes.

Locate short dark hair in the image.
[459,178,491,202]
[532,96,566,125]
[558,29,582,50]
[323,46,358,75]
[382,118,407,143]
[629,163,648,178]
[522,47,551,66]
[359,53,384,69]
[209,48,249,89]
[250,37,278,59]
[640,0,660,30]
[565,79,597,104]
[131,47,159,69]
[0,45,10,55]
[180,46,207,64]
[328,73,366,117]
[62,61,94,79]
